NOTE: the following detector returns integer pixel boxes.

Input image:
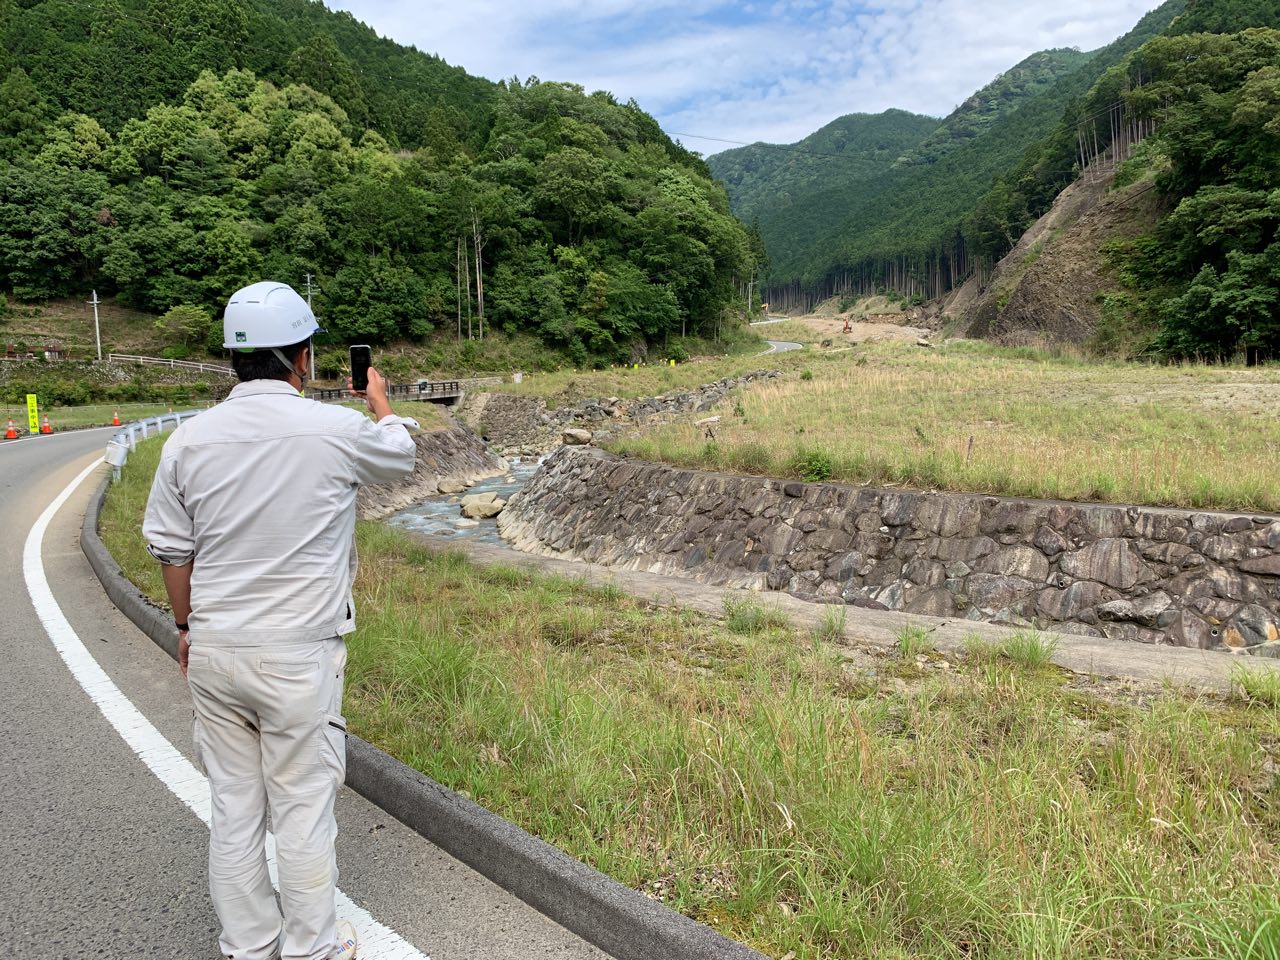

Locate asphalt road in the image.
[762,340,803,354]
[0,428,608,959]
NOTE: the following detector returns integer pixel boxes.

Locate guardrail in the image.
[103,409,202,478]
[107,353,233,376]
[102,374,502,470]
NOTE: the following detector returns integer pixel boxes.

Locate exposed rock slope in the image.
[955,171,1163,346]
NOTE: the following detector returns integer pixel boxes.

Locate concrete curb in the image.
[79,474,764,960]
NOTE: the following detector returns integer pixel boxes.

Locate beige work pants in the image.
[187,637,348,960]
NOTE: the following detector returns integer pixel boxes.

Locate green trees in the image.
[0,46,759,364]
[1095,30,1280,359]
[156,302,212,346]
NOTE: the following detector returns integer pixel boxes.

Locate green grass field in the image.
[0,400,202,432]
[0,395,446,436]
[488,350,794,406]
[102,439,1280,960]
[609,339,1280,513]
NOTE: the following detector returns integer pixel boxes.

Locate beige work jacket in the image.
[143,379,417,646]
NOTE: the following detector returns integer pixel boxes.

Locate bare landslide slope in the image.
[954,170,1162,345]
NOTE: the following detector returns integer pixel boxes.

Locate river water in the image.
[386,457,541,546]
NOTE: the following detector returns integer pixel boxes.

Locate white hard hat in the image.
[222,281,321,350]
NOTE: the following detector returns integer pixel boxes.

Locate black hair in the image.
[231,339,310,383]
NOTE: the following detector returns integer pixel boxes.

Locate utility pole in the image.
[88,289,102,362]
[303,273,316,381]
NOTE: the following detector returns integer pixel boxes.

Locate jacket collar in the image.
[227,379,305,400]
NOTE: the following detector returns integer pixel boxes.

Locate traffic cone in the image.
[40,414,53,434]
[4,418,16,440]
[111,410,121,426]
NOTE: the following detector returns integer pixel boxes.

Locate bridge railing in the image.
[107,353,233,376]
[310,379,471,402]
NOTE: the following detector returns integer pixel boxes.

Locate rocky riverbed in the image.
[455,370,780,456]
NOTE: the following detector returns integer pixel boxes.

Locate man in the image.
[143,281,418,960]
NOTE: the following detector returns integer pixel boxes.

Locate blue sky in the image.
[328,0,1166,154]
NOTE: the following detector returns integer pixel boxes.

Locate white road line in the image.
[23,458,430,960]
[1,426,116,449]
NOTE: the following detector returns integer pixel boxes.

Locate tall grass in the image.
[103,446,1280,959]
[609,341,1280,512]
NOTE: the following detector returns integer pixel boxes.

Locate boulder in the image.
[1035,580,1113,622]
[437,478,467,494]
[965,573,1036,610]
[976,545,1049,582]
[563,428,593,445]
[1059,539,1151,590]
[1225,604,1280,647]
[461,491,499,508]
[462,497,506,519]
[1238,554,1280,576]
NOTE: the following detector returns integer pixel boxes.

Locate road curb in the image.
[79,474,764,960]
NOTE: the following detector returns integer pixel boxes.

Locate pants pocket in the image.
[191,711,208,777]
[320,713,347,785]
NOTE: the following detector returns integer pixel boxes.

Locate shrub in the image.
[999,631,1058,668]
[156,304,211,346]
[1232,664,1280,708]
[898,625,935,657]
[790,447,833,483]
[723,595,791,635]
[813,605,847,643]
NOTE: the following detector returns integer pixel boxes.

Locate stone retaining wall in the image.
[358,418,507,519]
[498,447,1280,656]
[458,371,780,455]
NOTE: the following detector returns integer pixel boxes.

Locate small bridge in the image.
[310,380,470,404]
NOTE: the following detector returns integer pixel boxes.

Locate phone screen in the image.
[350,344,372,391]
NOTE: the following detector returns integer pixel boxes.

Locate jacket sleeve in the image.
[352,415,419,485]
[143,443,196,566]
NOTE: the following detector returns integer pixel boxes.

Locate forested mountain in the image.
[959,22,1280,362]
[706,110,937,228]
[894,48,1095,167]
[0,1,761,364]
[0,0,496,156]
[1171,0,1280,32]
[713,0,1186,310]
[707,49,1094,229]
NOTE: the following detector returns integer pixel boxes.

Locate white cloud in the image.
[327,0,1166,151]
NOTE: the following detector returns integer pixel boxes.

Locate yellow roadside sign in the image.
[26,394,39,434]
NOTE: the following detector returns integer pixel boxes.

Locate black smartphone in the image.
[350,344,372,391]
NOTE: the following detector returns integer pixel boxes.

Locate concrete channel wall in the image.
[499,447,1280,656]
[357,419,508,519]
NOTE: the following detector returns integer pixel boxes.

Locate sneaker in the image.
[336,920,357,960]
